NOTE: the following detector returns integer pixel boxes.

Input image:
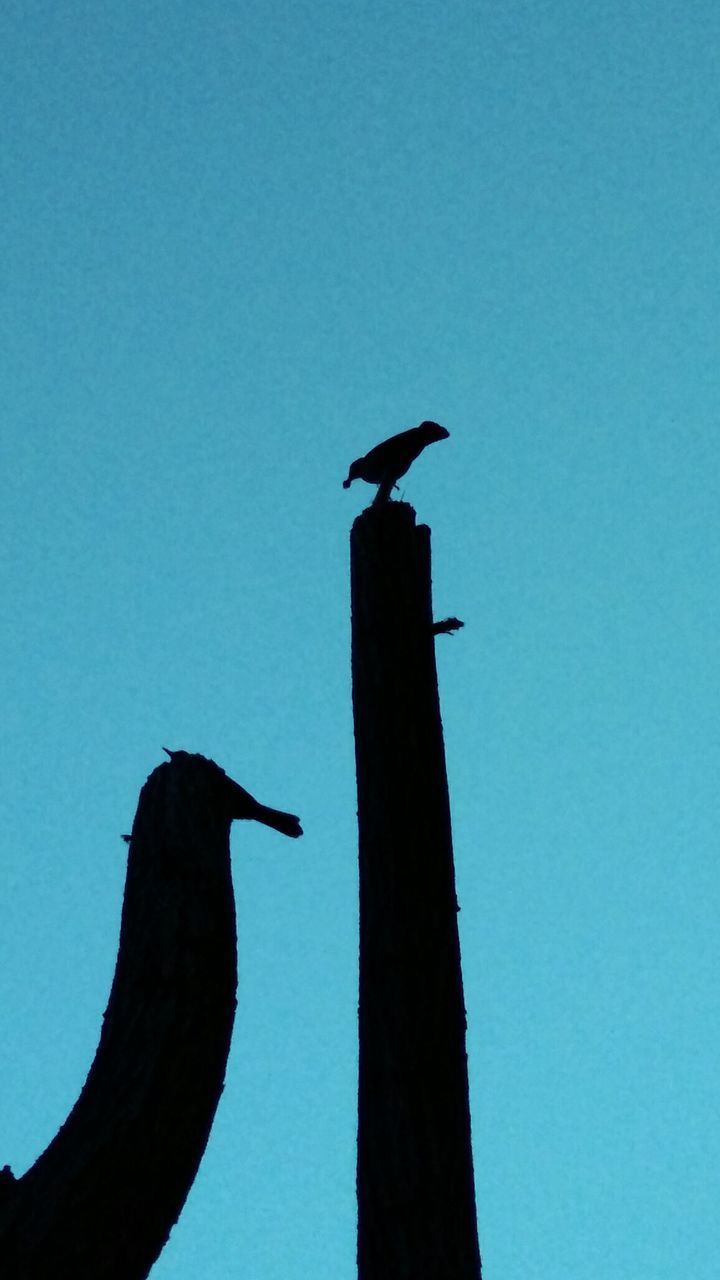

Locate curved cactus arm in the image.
[0,751,300,1280]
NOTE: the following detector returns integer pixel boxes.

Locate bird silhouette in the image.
[343,420,449,503]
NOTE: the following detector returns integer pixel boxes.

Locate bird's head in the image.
[342,459,364,488]
[418,420,449,442]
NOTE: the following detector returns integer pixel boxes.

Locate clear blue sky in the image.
[2,1,719,1276]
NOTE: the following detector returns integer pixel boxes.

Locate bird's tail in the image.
[252,803,303,838]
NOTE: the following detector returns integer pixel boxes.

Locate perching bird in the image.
[343,420,449,503]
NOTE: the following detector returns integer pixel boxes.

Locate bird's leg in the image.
[372,474,395,506]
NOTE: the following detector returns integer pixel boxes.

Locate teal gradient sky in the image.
[2,2,719,1276]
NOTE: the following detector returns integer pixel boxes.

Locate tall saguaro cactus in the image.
[351,502,481,1280]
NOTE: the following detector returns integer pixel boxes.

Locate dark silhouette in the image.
[432,615,465,636]
[0,750,302,1279]
[161,748,302,838]
[351,502,481,1278]
[343,421,449,504]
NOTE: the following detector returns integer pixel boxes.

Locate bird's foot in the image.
[372,477,395,506]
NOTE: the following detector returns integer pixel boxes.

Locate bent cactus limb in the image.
[0,751,301,1279]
